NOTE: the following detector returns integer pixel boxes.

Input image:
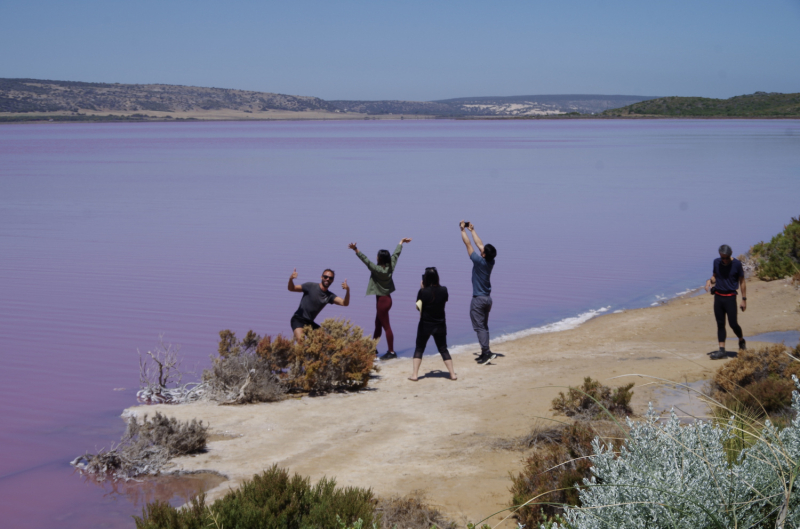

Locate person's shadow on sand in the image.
[417,370,455,380]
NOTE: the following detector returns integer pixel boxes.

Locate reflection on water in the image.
[84,471,227,509]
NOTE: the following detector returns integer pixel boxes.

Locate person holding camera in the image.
[460,220,498,365]
[288,268,350,341]
[409,267,457,381]
[704,244,747,360]
[348,238,412,360]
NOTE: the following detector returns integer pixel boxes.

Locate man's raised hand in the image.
[348,242,358,252]
[401,238,412,244]
[291,268,298,280]
[341,279,349,290]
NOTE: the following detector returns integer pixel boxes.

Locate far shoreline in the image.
[3,111,800,125]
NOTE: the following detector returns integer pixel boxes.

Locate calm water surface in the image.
[1,119,799,527]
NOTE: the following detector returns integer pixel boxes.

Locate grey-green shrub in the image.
[549,376,800,529]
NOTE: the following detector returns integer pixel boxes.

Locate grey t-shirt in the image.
[294,282,337,321]
[470,251,494,297]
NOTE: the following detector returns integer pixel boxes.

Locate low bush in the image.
[551,377,635,418]
[750,215,800,280]
[204,330,286,404]
[375,492,456,529]
[72,412,207,480]
[255,319,378,393]
[133,464,377,529]
[508,420,622,528]
[712,343,800,417]
[551,378,800,529]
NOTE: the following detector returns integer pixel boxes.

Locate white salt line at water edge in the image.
[448,306,611,355]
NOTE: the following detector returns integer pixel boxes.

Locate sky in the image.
[1,0,799,101]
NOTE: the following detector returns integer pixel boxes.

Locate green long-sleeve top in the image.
[356,244,403,296]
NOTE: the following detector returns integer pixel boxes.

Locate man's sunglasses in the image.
[322,275,334,280]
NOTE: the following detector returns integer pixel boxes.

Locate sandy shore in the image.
[126,277,799,526]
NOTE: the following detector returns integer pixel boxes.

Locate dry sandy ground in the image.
[126,278,799,526]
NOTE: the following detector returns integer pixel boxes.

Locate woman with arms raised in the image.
[348,238,412,360]
[409,267,457,381]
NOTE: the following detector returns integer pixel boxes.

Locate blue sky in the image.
[2,0,799,101]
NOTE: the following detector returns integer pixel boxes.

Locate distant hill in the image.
[0,78,337,114]
[433,94,659,115]
[330,94,658,116]
[602,92,800,117]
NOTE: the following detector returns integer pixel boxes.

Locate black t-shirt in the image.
[713,258,744,294]
[417,285,448,327]
[294,282,337,321]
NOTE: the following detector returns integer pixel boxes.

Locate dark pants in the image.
[413,323,451,361]
[374,295,394,351]
[290,314,320,331]
[714,294,743,343]
[470,295,493,355]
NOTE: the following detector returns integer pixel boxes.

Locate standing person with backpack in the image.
[409,267,457,381]
[705,244,747,360]
[460,220,498,365]
[348,238,412,360]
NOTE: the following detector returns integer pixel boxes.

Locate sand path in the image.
[126,277,799,526]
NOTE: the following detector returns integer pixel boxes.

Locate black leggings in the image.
[714,294,743,343]
[413,324,451,361]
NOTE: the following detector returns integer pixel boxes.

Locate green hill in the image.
[602,92,800,117]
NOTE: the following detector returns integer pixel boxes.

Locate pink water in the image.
[1,119,798,527]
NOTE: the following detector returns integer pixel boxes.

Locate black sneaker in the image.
[477,353,497,365]
[739,339,747,351]
[380,351,397,360]
[710,349,727,360]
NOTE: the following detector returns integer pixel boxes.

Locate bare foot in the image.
[408,376,418,382]
[450,373,458,381]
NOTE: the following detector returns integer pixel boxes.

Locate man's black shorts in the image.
[290,314,320,331]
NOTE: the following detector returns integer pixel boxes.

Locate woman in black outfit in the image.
[409,267,457,381]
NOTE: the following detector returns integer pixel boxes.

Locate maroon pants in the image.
[374,295,394,352]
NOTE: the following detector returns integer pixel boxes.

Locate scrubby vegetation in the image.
[375,492,456,529]
[551,377,635,418]
[750,215,800,280]
[502,377,635,527]
[509,420,624,528]
[602,92,800,117]
[168,319,377,405]
[550,377,800,529]
[71,412,207,480]
[133,465,377,529]
[203,330,287,404]
[713,343,800,417]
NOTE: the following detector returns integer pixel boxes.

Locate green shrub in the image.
[134,465,377,529]
[551,378,800,529]
[750,215,800,280]
[551,377,635,418]
[509,421,621,528]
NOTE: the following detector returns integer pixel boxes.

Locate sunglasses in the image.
[322,275,334,280]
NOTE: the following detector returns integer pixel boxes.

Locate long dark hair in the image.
[377,249,391,267]
[422,267,440,288]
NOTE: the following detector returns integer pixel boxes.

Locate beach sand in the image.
[125,277,799,526]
